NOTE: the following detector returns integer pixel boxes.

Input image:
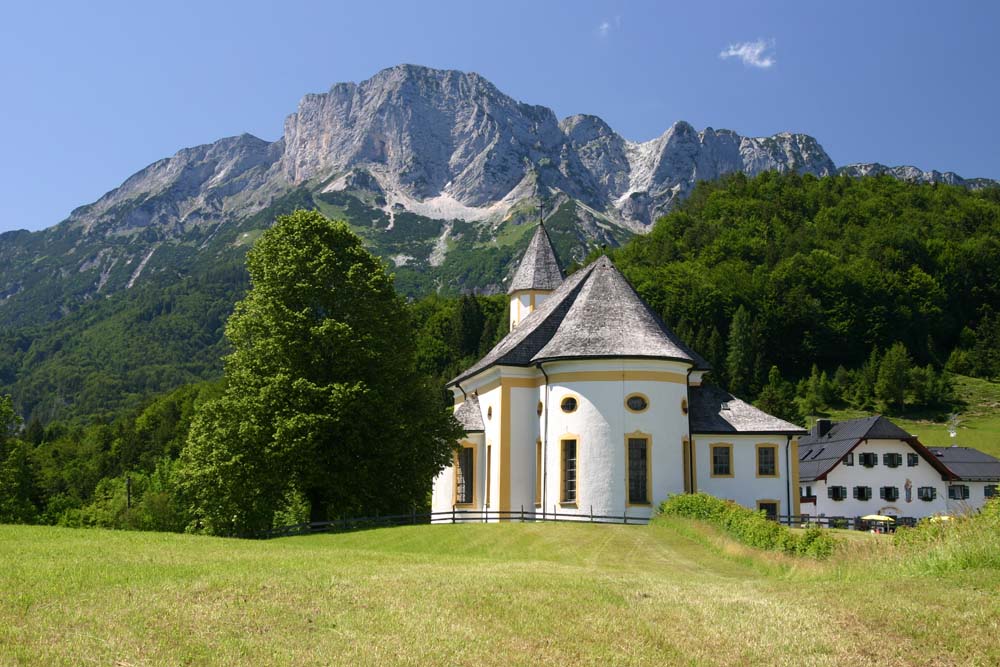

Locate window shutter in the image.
[879,487,885,500]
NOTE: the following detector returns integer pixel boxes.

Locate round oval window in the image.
[487,406,493,420]
[560,396,578,413]
[626,394,648,412]
[537,401,543,417]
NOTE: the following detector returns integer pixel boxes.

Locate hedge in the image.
[658,493,835,559]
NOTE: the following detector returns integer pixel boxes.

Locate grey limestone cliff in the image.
[57,64,872,241]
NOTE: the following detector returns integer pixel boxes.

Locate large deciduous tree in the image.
[178,211,461,536]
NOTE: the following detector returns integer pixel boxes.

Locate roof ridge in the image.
[449,262,599,386]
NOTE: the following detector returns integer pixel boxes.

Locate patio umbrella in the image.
[861,514,896,522]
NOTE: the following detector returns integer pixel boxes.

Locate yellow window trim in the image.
[559,433,581,507]
[756,499,781,518]
[710,443,734,478]
[624,392,650,413]
[682,436,691,494]
[452,441,478,508]
[755,443,780,478]
[691,437,698,492]
[485,443,492,508]
[560,392,580,414]
[625,431,653,506]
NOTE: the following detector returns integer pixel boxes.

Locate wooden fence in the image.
[257,505,650,539]
[778,515,918,531]
[256,508,921,539]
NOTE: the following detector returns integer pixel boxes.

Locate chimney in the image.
[815,418,832,438]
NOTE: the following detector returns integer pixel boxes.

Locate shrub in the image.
[890,498,1000,573]
[658,493,835,559]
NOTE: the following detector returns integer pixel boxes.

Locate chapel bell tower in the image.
[507,222,564,330]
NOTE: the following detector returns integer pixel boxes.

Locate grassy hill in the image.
[2,520,997,665]
[814,374,1000,459]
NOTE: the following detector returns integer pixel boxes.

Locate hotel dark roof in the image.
[450,256,710,386]
[798,415,955,482]
[689,384,806,435]
[507,223,564,294]
[453,394,484,433]
[927,446,1000,482]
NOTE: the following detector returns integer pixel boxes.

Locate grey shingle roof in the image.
[927,446,1000,482]
[450,256,710,386]
[689,384,806,435]
[532,257,709,366]
[507,223,564,294]
[797,440,857,483]
[797,415,955,482]
[450,262,598,386]
[453,395,485,433]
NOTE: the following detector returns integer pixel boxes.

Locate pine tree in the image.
[451,295,485,358]
[726,306,755,396]
[876,342,912,413]
[755,366,801,424]
[705,327,726,385]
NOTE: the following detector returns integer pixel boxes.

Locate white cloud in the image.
[597,16,620,38]
[719,39,776,68]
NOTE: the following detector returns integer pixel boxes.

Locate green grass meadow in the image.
[2,520,998,666]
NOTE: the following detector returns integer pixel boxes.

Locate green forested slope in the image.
[613,172,1000,390]
[3,173,1000,529]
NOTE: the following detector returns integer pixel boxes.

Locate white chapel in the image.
[431,223,806,521]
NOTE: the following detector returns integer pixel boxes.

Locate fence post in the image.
[521,505,524,522]
[452,505,456,524]
[412,506,416,525]
[590,505,594,523]
[623,509,627,525]
[553,504,558,522]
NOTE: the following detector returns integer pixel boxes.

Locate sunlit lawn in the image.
[1,520,997,666]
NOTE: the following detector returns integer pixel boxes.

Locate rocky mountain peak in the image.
[37,64,997,247]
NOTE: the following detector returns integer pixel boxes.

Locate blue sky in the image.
[1,1,997,233]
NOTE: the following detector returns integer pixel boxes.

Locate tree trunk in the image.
[308,489,327,529]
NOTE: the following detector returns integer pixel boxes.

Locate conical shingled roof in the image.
[507,223,564,294]
[532,256,707,364]
[451,262,599,386]
[450,256,709,387]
